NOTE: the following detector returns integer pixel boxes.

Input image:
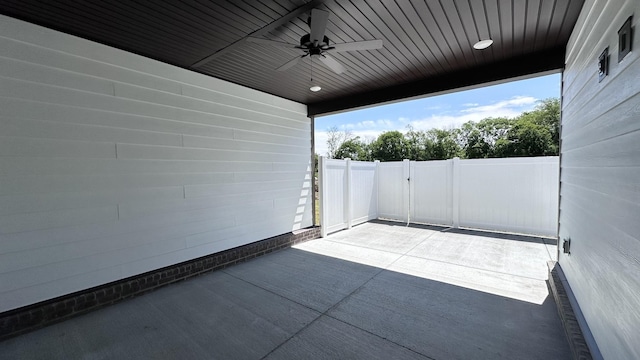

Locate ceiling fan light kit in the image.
[473,39,494,50]
[310,85,322,92]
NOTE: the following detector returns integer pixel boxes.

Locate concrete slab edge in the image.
[0,226,321,342]
[547,261,601,360]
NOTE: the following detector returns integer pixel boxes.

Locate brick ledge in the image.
[0,226,320,341]
[547,261,595,360]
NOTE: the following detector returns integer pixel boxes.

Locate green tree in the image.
[325,126,353,158]
[477,117,512,141]
[370,131,408,161]
[334,137,370,161]
[405,126,435,160]
[457,117,512,158]
[323,97,560,161]
[493,138,512,158]
[518,98,560,155]
[503,121,554,156]
[456,99,559,159]
[425,129,461,159]
[464,129,492,158]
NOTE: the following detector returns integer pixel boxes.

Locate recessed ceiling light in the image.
[473,39,493,50]
[310,85,322,92]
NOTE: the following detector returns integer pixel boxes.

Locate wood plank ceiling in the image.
[0,0,584,116]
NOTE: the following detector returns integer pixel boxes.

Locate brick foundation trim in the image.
[547,261,596,360]
[0,226,320,341]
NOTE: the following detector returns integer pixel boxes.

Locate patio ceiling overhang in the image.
[0,0,584,116]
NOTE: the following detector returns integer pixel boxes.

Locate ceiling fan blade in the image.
[276,56,301,71]
[318,54,345,74]
[246,37,296,48]
[331,39,383,52]
[309,9,329,44]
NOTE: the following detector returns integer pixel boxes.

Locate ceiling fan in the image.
[246,8,383,74]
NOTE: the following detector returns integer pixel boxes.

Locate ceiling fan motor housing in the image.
[299,33,331,50]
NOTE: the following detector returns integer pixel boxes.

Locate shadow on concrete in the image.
[254,248,571,360]
[444,227,557,245]
[366,218,556,245]
[370,218,452,232]
[0,237,570,360]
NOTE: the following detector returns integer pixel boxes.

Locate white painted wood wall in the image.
[560,0,640,358]
[0,16,312,312]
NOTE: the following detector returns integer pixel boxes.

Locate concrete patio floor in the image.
[0,221,571,359]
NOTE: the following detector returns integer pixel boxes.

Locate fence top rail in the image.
[350,162,377,168]
[378,162,404,168]
[458,156,559,165]
[325,156,558,166]
[324,158,345,163]
[413,160,452,167]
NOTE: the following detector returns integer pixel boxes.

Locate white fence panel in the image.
[350,161,378,226]
[377,161,406,221]
[458,157,559,236]
[321,158,348,235]
[321,156,559,237]
[320,157,378,236]
[412,160,453,226]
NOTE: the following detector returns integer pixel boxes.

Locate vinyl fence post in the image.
[452,157,460,228]
[409,160,415,224]
[345,158,352,229]
[374,160,380,220]
[403,159,411,225]
[319,156,327,238]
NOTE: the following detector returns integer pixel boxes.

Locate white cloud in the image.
[409,114,480,131]
[339,118,401,131]
[410,96,538,130]
[315,131,329,156]
[460,96,536,114]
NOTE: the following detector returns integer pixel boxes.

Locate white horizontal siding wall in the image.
[560,0,640,359]
[0,16,312,312]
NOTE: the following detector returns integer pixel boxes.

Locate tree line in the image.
[325,98,559,162]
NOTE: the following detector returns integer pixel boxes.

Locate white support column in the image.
[345,158,352,229]
[310,115,316,226]
[319,156,328,238]
[403,159,411,225]
[452,157,460,228]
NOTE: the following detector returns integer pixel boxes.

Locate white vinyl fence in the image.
[320,156,559,237]
[319,158,378,237]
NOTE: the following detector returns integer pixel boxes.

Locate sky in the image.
[314,73,561,156]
